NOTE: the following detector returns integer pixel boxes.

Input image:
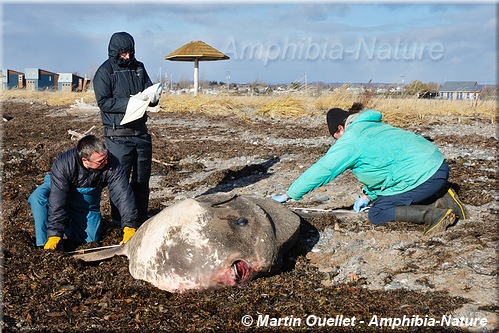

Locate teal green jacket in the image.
[286,110,444,201]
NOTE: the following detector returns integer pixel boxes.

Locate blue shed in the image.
[58,73,85,92]
[1,69,25,90]
[25,68,58,91]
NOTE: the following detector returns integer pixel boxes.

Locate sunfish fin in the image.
[72,245,126,262]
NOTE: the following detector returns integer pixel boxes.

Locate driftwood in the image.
[70,98,99,110]
[67,126,96,141]
[67,98,100,115]
[152,158,175,167]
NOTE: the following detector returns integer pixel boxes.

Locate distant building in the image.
[417,91,438,99]
[58,72,90,92]
[439,81,481,100]
[25,68,58,91]
[0,69,25,90]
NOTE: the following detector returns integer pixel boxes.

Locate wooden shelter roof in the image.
[165,40,229,62]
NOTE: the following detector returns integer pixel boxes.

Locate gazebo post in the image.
[194,58,199,96]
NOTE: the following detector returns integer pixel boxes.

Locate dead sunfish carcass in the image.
[74,194,301,292]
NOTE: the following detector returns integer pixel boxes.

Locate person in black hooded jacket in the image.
[93,31,161,224]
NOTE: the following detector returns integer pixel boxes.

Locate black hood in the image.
[108,32,135,67]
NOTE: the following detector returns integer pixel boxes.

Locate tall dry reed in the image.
[2,89,496,124]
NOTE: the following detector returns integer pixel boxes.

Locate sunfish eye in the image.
[235,217,248,226]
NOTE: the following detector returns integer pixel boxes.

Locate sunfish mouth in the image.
[231,260,251,284]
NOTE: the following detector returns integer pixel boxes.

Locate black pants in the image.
[106,134,152,221]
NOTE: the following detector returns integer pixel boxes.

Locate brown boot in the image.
[434,188,467,220]
[423,209,456,236]
[395,205,457,236]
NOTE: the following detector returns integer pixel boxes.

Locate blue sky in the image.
[1,1,496,85]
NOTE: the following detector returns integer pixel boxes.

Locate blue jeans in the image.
[367,161,450,225]
[28,174,102,246]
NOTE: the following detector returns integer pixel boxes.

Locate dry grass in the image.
[1,90,96,107]
[1,89,496,124]
[314,84,365,111]
[160,94,243,116]
[368,96,497,126]
[257,96,310,118]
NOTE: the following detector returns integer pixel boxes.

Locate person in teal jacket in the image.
[272,106,466,236]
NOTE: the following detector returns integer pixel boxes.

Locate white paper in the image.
[120,83,162,125]
[143,83,163,98]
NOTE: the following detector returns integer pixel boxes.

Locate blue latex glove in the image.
[353,197,370,213]
[272,194,289,203]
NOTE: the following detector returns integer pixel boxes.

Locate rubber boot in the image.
[394,205,457,236]
[434,188,467,220]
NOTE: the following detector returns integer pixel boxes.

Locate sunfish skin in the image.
[74,194,301,292]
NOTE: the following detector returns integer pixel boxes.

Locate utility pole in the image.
[226,71,231,91]
[304,73,307,94]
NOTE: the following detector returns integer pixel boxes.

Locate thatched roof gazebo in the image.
[165,40,229,95]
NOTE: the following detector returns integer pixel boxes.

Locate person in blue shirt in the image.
[272,105,466,236]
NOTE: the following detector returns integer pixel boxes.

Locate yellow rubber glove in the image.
[121,227,136,245]
[44,236,61,250]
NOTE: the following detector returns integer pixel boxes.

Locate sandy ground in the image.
[2,98,497,332]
